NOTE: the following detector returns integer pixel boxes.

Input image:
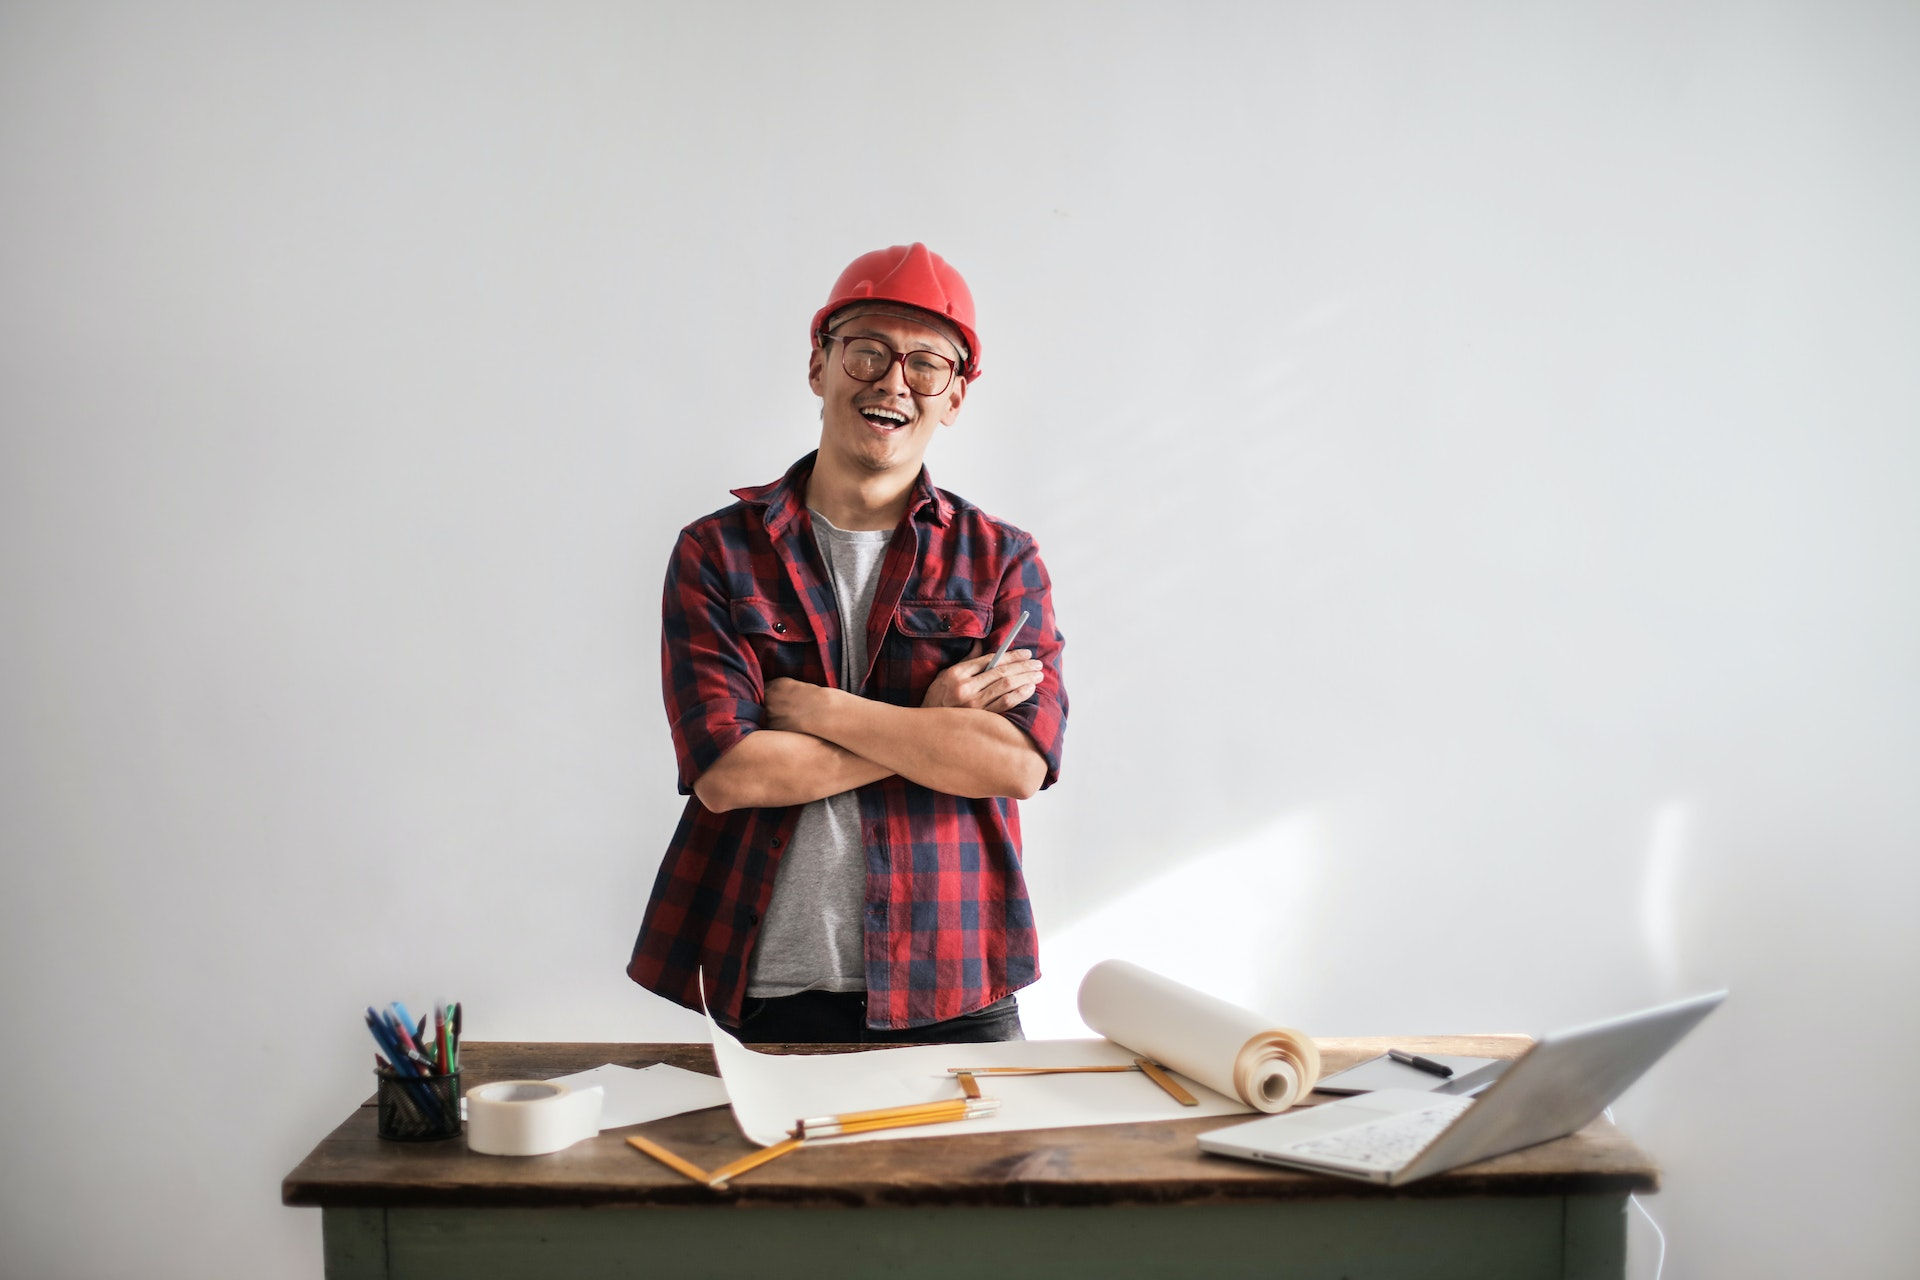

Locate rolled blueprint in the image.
[1077,959,1321,1113]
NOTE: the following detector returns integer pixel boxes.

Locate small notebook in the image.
[1313,1053,1507,1096]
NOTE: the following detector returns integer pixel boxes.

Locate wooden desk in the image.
[283,1037,1658,1280]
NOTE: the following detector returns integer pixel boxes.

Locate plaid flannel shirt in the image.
[627,452,1068,1030]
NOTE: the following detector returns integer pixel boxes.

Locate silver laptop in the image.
[1197,990,1725,1185]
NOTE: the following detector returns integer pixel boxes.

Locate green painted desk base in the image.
[325,1195,1627,1280]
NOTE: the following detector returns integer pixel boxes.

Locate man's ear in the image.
[938,376,967,425]
[807,343,827,397]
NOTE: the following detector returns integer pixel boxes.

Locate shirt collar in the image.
[732,451,953,535]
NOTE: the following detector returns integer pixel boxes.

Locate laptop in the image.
[1197,990,1725,1185]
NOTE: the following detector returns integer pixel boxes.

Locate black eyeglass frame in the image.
[816,329,964,397]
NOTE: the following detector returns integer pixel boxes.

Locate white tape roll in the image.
[465,1080,605,1156]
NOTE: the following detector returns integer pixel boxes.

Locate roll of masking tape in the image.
[465,1080,605,1156]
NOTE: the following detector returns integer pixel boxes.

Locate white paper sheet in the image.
[708,1018,1252,1147]
[704,962,1322,1147]
[545,1062,730,1131]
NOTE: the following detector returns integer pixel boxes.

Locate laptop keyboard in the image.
[1291,1096,1475,1169]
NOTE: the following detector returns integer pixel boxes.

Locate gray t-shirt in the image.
[746,510,893,997]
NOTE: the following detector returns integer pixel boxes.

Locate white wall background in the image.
[2,2,1915,1276]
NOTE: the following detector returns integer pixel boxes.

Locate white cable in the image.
[1604,1108,1667,1280]
[1632,1194,1668,1280]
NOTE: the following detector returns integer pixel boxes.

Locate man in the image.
[627,243,1068,1044]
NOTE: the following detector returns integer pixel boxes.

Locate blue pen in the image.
[364,1010,395,1069]
[390,1004,442,1083]
[388,1011,438,1077]
[366,1008,409,1070]
[368,1009,431,1116]
[370,1007,448,1122]
[368,1010,427,1084]
[373,1010,412,1071]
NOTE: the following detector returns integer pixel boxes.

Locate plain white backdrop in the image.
[2,3,1915,1276]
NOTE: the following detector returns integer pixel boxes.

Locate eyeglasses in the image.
[820,332,961,396]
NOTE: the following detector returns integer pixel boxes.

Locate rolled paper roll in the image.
[1077,960,1321,1113]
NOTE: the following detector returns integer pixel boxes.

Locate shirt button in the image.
[770,835,783,849]
[941,618,952,631]
[773,621,787,634]
[749,913,759,926]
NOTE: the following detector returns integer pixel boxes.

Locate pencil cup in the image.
[375,1069,462,1141]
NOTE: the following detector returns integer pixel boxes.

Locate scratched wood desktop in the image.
[282,1036,1658,1280]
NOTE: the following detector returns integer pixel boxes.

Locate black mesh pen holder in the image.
[375,1069,463,1141]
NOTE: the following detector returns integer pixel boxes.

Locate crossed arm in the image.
[692,646,1050,813]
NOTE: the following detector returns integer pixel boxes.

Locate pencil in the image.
[1134,1058,1200,1105]
[706,1137,805,1187]
[794,1097,998,1139]
[626,1135,713,1185]
[944,1065,1137,1076]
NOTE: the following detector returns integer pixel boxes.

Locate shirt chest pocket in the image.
[885,599,993,698]
[729,597,817,685]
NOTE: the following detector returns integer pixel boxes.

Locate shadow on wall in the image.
[1021,791,1709,1045]
[1020,810,1327,1038]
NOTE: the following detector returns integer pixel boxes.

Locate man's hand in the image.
[921,643,1046,713]
[765,677,835,735]
[767,643,1045,731]
[757,643,1049,800]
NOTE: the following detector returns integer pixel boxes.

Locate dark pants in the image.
[734,991,1025,1045]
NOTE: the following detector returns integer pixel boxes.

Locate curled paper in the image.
[701,968,1259,1147]
[465,1079,604,1156]
[1077,960,1320,1112]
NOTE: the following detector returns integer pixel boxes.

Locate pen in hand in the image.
[986,610,1031,670]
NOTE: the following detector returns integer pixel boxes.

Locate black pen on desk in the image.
[1388,1048,1454,1078]
[986,610,1031,670]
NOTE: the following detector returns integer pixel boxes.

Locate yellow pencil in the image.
[625,1135,713,1185]
[1134,1058,1200,1105]
[795,1097,999,1139]
[706,1137,805,1187]
[945,1065,1138,1076]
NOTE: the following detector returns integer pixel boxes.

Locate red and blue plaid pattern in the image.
[627,453,1068,1030]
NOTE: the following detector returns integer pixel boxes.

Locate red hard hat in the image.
[810,243,982,381]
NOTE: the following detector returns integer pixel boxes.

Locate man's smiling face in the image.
[809,304,968,478]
